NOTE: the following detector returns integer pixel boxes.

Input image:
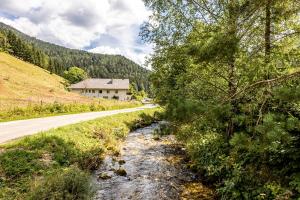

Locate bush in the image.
[28,167,94,200]
[185,130,229,178]
[63,67,88,84]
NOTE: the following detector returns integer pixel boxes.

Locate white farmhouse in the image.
[69,79,131,101]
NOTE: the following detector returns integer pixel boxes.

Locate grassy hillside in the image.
[0,52,142,121]
[0,52,90,109]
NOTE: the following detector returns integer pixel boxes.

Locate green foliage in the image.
[186,131,229,178]
[0,108,161,199]
[143,0,300,199]
[0,32,10,52]
[63,66,88,84]
[0,150,41,179]
[3,30,49,69]
[28,167,94,200]
[129,84,147,101]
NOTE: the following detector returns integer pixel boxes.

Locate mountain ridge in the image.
[0,22,132,62]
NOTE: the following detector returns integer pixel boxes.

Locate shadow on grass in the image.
[125,111,162,131]
[0,135,103,199]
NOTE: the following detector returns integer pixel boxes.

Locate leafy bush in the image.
[63,67,88,84]
[186,131,229,178]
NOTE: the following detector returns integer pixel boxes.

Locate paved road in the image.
[0,104,156,144]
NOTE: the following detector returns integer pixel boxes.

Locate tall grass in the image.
[0,108,162,199]
[0,99,142,122]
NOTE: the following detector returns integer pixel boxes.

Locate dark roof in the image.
[69,79,129,90]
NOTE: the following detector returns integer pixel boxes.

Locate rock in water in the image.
[115,168,127,176]
[98,172,112,180]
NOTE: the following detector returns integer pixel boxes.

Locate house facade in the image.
[69,79,131,101]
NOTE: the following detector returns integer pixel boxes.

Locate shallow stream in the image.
[93,123,215,200]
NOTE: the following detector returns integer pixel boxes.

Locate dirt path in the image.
[93,123,215,200]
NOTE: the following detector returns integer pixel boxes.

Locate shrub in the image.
[28,167,94,200]
[63,67,88,84]
[185,131,229,178]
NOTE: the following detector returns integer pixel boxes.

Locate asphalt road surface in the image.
[0,104,156,144]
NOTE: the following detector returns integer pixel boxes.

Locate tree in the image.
[129,84,147,101]
[142,0,300,198]
[0,32,10,52]
[63,67,88,84]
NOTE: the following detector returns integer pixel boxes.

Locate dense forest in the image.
[0,22,149,91]
[142,0,300,199]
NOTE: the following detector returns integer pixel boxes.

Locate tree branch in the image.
[227,71,300,101]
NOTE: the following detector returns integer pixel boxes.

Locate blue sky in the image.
[0,0,153,67]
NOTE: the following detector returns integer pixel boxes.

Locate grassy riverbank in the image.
[0,108,161,199]
[0,99,142,122]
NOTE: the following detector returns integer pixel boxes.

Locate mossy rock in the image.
[98,172,112,180]
[115,168,127,176]
[118,160,126,165]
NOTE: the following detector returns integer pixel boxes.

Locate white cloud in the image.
[89,46,122,55]
[0,0,152,66]
[89,44,153,69]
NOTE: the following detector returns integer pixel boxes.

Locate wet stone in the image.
[118,159,126,165]
[115,168,127,176]
[98,172,112,180]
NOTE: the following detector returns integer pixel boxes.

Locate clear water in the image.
[93,123,215,200]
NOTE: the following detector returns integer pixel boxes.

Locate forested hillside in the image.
[143,0,300,199]
[0,22,149,91]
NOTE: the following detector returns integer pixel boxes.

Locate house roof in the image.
[69,79,130,90]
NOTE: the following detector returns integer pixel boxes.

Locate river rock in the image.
[98,172,112,180]
[115,168,127,176]
[118,159,126,165]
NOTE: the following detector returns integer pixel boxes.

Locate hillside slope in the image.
[0,22,150,91]
[0,52,90,108]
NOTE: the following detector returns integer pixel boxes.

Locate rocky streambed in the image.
[93,123,215,200]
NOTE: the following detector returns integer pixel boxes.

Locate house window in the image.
[92,90,95,93]
[115,90,118,94]
[113,96,119,100]
[107,90,110,94]
[99,90,102,94]
[103,96,108,99]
